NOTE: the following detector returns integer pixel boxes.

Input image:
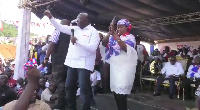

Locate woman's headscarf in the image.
[105,19,135,60]
[117,19,132,33]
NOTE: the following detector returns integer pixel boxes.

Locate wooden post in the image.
[13,0,31,80]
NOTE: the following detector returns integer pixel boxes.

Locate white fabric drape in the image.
[110,45,138,94]
[14,9,31,80]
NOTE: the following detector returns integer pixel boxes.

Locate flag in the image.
[13,21,19,28]
[43,23,45,28]
[36,23,40,27]
[31,22,35,27]
[0,20,3,31]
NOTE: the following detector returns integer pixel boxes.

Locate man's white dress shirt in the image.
[50,18,100,71]
[161,62,184,78]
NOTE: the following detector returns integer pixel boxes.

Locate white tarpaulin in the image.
[14,9,31,80]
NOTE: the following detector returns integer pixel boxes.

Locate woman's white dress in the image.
[107,34,138,95]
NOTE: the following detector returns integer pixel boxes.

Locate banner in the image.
[1,19,54,29]
[12,21,19,28]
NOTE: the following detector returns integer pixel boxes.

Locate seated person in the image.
[187,56,200,80]
[14,78,24,98]
[3,67,51,110]
[161,46,170,62]
[90,69,102,95]
[185,56,200,99]
[77,69,102,96]
[38,77,47,99]
[150,57,162,76]
[37,62,48,77]
[152,49,162,60]
[193,49,199,59]
[4,71,16,88]
[41,82,58,109]
[0,75,17,107]
[153,56,184,99]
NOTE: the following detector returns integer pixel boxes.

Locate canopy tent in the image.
[0,44,16,66]
[0,44,16,59]
[31,0,200,44]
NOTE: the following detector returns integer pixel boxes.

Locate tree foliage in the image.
[0,22,18,37]
[0,22,37,37]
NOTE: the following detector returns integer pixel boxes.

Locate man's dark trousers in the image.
[155,75,179,95]
[66,67,92,110]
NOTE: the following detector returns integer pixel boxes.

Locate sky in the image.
[0,0,58,36]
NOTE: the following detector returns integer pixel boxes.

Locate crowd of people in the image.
[0,10,200,110]
[148,45,200,100]
[0,37,17,45]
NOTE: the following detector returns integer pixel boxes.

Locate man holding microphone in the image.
[44,10,100,110]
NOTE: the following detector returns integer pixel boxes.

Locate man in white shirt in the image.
[90,70,102,95]
[44,11,100,110]
[76,69,101,101]
[153,56,184,99]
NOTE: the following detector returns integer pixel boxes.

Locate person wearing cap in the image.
[153,56,184,99]
[103,19,138,110]
[44,11,100,110]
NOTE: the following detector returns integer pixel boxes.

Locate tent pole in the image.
[14,0,31,80]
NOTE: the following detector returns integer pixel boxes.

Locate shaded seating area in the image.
[140,56,189,100]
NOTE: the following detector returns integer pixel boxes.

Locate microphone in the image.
[71,29,74,37]
[71,29,76,45]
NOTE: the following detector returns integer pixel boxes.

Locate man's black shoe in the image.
[153,92,160,96]
[169,94,174,99]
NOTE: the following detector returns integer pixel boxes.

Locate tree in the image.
[0,22,18,37]
[0,22,37,37]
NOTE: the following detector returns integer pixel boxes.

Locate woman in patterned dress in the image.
[103,19,138,110]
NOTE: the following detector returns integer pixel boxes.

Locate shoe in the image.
[131,89,137,93]
[153,92,160,96]
[169,94,174,99]
[90,98,96,106]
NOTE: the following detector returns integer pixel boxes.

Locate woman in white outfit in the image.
[103,19,138,110]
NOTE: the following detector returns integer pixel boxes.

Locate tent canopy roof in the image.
[33,0,200,43]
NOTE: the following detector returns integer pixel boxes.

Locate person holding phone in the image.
[103,19,138,110]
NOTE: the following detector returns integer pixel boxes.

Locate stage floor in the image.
[76,92,196,110]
